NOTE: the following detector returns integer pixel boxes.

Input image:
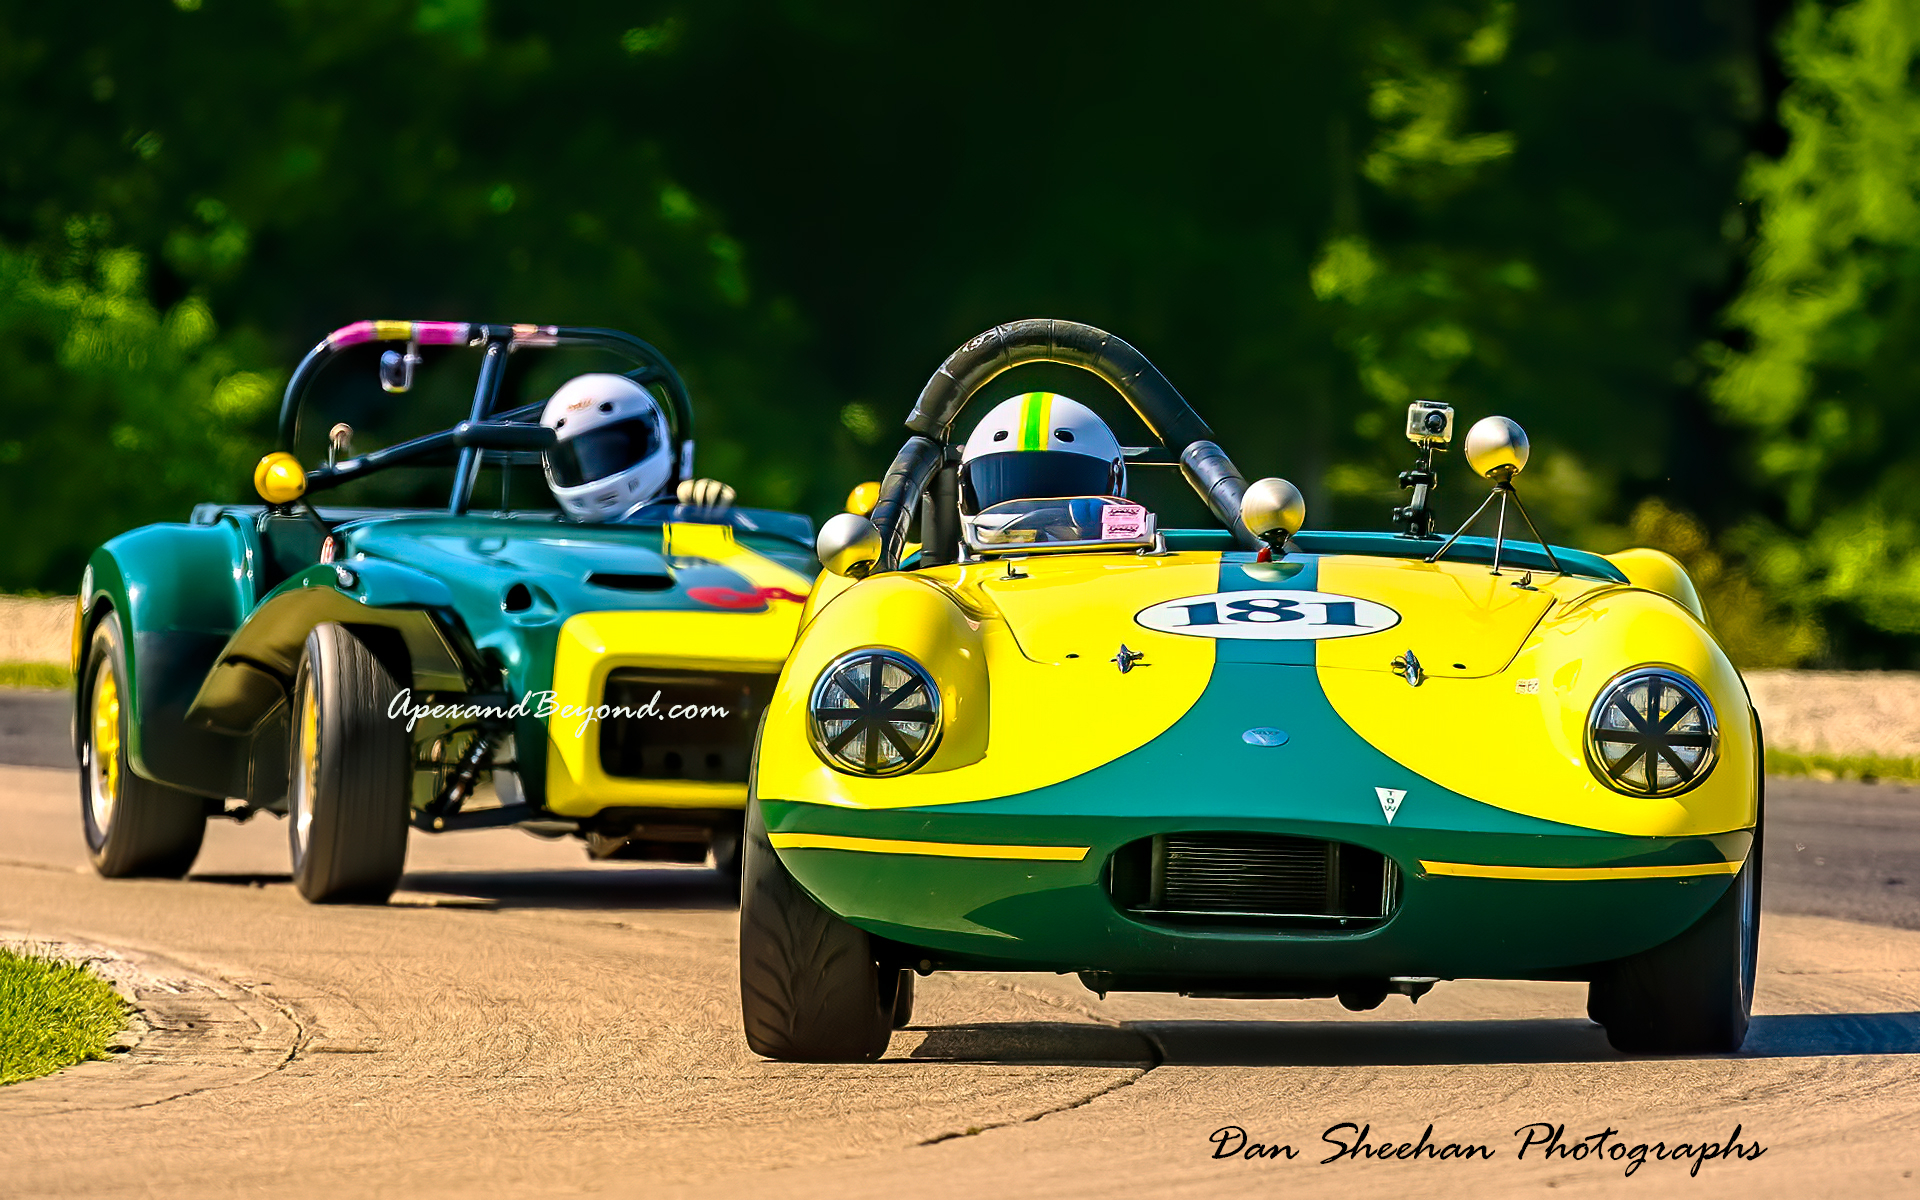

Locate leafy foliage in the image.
[3,0,1908,668]
[1709,0,1920,662]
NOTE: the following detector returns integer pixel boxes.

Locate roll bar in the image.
[274,321,696,514]
[869,319,1258,570]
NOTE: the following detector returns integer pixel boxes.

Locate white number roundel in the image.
[1134,590,1400,640]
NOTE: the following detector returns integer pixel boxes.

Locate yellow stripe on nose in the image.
[1418,859,1744,881]
[769,832,1090,861]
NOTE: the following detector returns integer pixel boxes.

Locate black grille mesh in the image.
[598,669,773,782]
[1160,833,1333,914]
[1107,831,1398,928]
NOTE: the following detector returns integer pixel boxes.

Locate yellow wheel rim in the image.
[89,660,121,832]
[292,677,320,851]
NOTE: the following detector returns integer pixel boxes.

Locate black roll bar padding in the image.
[918,449,964,568]
[869,436,945,572]
[1180,441,1259,546]
[871,319,1260,564]
[906,319,1217,452]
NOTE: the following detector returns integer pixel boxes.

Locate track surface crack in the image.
[914,979,1166,1147]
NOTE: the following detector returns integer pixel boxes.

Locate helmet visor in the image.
[962,451,1115,512]
[544,417,662,489]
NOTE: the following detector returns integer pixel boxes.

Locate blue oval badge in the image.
[1242,727,1290,747]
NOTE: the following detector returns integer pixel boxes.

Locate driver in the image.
[959,391,1127,513]
[539,374,734,522]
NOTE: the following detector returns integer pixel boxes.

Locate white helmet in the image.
[540,374,674,522]
[958,392,1125,514]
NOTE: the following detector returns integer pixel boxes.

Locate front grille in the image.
[1107,832,1399,930]
[597,669,774,782]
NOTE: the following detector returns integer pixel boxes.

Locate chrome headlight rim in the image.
[1584,665,1720,798]
[808,648,942,778]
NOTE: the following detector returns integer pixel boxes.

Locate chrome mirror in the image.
[1239,477,1306,557]
[1463,415,1530,482]
[817,512,882,579]
[379,342,421,394]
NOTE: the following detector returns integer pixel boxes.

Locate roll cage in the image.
[275,320,696,515]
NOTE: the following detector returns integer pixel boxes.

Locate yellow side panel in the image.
[1318,586,1756,836]
[544,601,803,817]
[755,553,1222,810]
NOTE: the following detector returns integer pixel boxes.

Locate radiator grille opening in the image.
[597,670,774,782]
[1107,832,1399,930]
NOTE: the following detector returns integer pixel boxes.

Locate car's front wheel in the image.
[738,803,894,1061]
[79,612,207,878]
[288,623,410,904]
[1588,828,1761,1054]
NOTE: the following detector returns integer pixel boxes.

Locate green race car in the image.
[740,319,1760,1061]
[75,320,816,903]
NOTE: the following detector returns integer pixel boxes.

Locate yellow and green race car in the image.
[739,318,1759,1061]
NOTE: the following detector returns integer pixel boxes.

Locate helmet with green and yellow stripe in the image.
[958,392,1126,515]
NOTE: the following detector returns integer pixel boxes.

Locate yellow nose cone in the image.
[844,480,881,516]
[254,452,308,504]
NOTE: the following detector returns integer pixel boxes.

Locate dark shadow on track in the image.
[393,866,738,912]
[908,1021,1154,1066]
[904,1012,1920,1067]
[182,866,740,912]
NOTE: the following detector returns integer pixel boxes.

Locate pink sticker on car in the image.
[1101,503,1148,540]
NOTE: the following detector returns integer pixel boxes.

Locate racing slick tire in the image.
[288,623,410,904]
[739,802,893,1061]
[1588,809,1762,1055]
[79,612,207,878]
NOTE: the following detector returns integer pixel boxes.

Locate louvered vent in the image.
[1107,832,1399,930]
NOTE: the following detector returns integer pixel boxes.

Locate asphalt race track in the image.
[1,687,1916,1199]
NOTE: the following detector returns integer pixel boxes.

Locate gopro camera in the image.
[1405,399,1454,446]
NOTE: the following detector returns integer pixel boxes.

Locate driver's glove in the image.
[675,477,737,510]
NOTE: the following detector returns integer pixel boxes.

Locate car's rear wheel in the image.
[78,612,207,878]
[288,623,410,904]
[738,803,893,1061]
[1589,821,1761,1054]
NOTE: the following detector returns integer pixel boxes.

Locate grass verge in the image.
[0,661,71,689]
[1766,746,1920,785]
[0,948,127,1086]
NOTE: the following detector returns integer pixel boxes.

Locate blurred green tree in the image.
[1707,0,1920,665]
[5,0,1879,672]
[0,1,815,591]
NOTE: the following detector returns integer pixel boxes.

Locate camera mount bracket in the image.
[1394,398,1453,538]
[1393,445,1442,538]
[1426,478,1565,578]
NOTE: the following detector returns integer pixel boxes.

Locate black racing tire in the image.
[1590,804,1762,1055]
[738,801,893,1061]
[887,969,916,1030]
[78,612,207,878]
[288,623,410,904]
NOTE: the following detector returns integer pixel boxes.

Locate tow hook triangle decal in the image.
[1376,787,1406,824]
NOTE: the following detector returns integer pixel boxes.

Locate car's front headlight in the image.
[809,649,941,776]
[1586,668,1718,797]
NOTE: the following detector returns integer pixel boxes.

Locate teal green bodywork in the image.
[79,504,814,805]
[762,547,1748,986]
